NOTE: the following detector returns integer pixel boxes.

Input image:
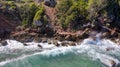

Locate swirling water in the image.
[0,39,120,67]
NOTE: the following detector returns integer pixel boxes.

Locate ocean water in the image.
[0,39,120,67]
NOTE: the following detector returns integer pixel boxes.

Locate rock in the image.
[25,28,31,32]
[110,60,116,67]
[65,35,71,40]
[52,40,60,47]
[44,0,57,7]
[23,43,28,46]
[41,38,48,43]
[55,43,60,47]
[1,41,8,46]
[69,42,76,46]
[33,37,42,43]
[61,41,69,46]
[16,26,25,31]
[47,39,52,44]
[38,44,42,48]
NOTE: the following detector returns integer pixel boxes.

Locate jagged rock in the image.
[1,41,8,46]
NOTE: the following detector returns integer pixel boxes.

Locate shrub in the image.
[57,0,87,30]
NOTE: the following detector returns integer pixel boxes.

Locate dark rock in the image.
[55,43,60,47]
[1,41,8,46]
[23,43,28,46]
[38,44,42,48]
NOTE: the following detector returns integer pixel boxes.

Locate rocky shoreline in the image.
[0,26,120,48]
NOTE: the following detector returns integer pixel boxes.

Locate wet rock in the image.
[110,60,116,67]
[41,38,48,43]
[52,40,60,47]
[61,41,69,46]
[38,44,42,48]
[23,43,28,46]
[55,43,60,47]
[1,41,8,46]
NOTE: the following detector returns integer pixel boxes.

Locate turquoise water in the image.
[1,52,103,67]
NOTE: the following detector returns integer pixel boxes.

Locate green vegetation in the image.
[57,0,87,30]
[57,0,120,30]
[33,7,48,26]
[19,2,37,27]
[19,2,44,27]
[1,0,120,30]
